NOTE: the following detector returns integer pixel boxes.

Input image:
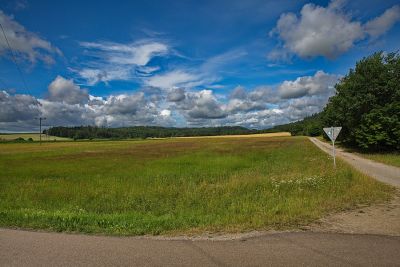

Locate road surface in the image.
[1,229,400,266]
[309,137,400,187]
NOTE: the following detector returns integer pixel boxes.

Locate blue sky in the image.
[1,0,399,131]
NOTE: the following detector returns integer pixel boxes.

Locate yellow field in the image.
[176,132,291,139]
[0,133,71,141]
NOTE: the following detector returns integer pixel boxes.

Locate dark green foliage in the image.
[322,52,400,151]
[47,126,258,140]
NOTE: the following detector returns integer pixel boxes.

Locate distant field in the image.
[177,132,291,138]
[0,136,392,235]
[0,133,71,141]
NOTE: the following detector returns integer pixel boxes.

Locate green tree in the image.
[322,52,400,151]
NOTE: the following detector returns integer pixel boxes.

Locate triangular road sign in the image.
[323,127,342,141]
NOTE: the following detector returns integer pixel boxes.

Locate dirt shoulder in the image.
[308,137,400,236]
[307,189,400,236]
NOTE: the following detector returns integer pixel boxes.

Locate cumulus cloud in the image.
[169,90,227,121]
[278,71,340,99]
[225,86,278,113]
[47,76,89,104]
[39,99,94,126]
[76,40,168,85]
[269,1,400,60]
[167,87,186,102]
[102,93,146,115]
[0,10,61,64]
[185,90,227,119]
[0,90,40,122]
[0,71,341,131]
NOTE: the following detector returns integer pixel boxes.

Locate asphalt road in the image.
[309,137,400,187]
[1,229,400,266]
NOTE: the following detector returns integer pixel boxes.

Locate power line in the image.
[0,21,29,91]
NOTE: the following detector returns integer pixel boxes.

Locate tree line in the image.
[46,126,258,140]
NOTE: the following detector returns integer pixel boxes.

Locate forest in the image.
[46,126,257,140]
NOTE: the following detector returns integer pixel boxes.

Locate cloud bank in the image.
[0,71,339,131]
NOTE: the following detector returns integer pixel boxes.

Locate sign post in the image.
[323,127,342,168]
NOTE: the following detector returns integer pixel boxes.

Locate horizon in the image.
[1,0,400,131]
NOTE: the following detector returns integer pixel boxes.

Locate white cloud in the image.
[80,41,168,66]
[173,89,227,120]
[0,10,61,64]
[269,1,400,60]
[77,40,168,85]
[47,76,89,104]
[278,71,340,99]
[364,5,400,38]
[145,70,202,89]
[160,109,171,117]
[77,68,131,85]
[102,93,146,115]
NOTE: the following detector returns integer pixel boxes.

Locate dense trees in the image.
[46,126,257,140]
[322,52,400,151]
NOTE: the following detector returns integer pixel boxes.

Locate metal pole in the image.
[333,140,336,168]
[39,118,42,145]
[332,127,336,168]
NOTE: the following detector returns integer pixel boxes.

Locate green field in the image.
[0,136,392,235]
[0,133,71,141]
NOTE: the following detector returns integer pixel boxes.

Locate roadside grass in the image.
[0,136,393,235]
[317,135,400,168]
[358,153,400,168]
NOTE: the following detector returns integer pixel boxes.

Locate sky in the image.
[0,0,399,131]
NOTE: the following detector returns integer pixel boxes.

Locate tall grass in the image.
[0,136,392,235]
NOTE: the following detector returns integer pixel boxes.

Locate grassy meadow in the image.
[0,136,393,235]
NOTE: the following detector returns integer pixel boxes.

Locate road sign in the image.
[323,127,342,141]
[323,127,342,168]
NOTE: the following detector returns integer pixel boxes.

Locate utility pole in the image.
[35,117,46,145]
